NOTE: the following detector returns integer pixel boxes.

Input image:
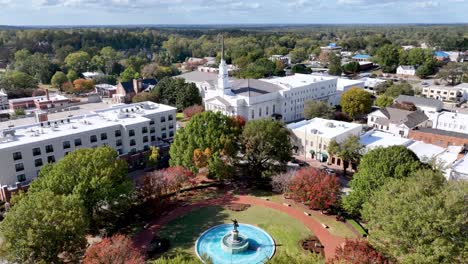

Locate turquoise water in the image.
[195,224,275,264]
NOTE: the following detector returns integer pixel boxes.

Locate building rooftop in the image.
[287,118,362,139]
[434,51,450,57]
[395,95,443,109]
[412,127,468,139]
[261,74,336,90]
[352,54,371,60]
[95,84,116,90]
[360,130,413,151]
[336,79,365,91]
[176,71,218,83]
[9,94,68,103]
[375,107,428,128]
[229,79,282,97]
[452,155,468,179]
[407,141,446,162]
[398,65,416,70]
[0,101,176,150]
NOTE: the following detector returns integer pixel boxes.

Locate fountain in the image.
[195,220,275,264]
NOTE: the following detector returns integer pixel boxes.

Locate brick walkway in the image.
[133,194,348,260]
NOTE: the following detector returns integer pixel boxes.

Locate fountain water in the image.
[221,219,249,253]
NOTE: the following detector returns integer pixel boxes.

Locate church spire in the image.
[218,34,231,92]
[221,34,224,62]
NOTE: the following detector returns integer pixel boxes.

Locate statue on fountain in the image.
[231,219,239,231]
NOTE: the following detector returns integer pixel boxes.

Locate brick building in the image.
[409,127,468,148]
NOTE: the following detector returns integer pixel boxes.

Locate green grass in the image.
[248,191,357,238]
[347,219,368,237]
[158,205,317,259]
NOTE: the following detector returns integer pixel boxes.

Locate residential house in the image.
[113,79,157,103]
[396,65,416,76]
[367,107,430,137]
[394,95,443,118]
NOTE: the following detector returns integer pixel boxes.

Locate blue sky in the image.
[0,0,467,25]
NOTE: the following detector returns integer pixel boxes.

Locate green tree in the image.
[92,46,124,74]
[437,62,465,86]
[327,135,363,175]
[290,47,308,63]
[328,52,342,76]
[363,170,467,263]
[141,63,180,79]
[304,100,334,119]
[146,146,160,168]
[343,145,422,216]
[241,119,292,178]
[340,87,372,119]
[169,111,241,179]
[65,51,91,73]
[375,95,394,107]
[132,92,158,103]
[66,69,79,82]
[15,51,53,84]
[119,66,140,82]
[0,70,38,90]
[291,64,311,74]
[51,71,68,91]
[152,77,202,110]
[416,61,436,79]
[407,48,433,66]
[342,61,360,74]
[0,191,87,263]
[375,44,400,73]
[28,146,133,226]
[384,83,414,98]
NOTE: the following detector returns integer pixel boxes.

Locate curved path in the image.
[133,194,347,260]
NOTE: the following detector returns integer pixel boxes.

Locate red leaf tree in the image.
[329,239,389,264]
[289,167,340,211]
[183,104,204,120]
[83,234,145,264]
[231,115,246,129]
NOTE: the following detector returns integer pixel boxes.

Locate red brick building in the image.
[409,127,468,148]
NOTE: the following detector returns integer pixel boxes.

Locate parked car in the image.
[325,168,335,175]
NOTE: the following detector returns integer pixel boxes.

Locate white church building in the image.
[202,39,339,122]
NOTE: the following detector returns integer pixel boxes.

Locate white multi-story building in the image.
[0,101,176,187]
[422,86,464,102]
[433,112,468,134]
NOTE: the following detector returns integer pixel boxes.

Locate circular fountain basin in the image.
[221,232,249,253]
[195,223,275,264]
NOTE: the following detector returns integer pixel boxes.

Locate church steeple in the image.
[218,34,231,92]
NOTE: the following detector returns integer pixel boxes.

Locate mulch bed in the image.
[300,236,325,257]
[226,203,251,212]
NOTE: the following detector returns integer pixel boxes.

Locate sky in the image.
[0,0,467,26]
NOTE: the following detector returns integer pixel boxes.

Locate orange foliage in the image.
[83,234,144,264]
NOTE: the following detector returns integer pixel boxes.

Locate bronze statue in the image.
[231,219,239,231]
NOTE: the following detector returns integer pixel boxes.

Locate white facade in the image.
[396,66,416,76]
[433,112,468,134]
[0,101,176,187]
[0,89,8,110]
[422,86,463,102]
[367,108,430,137]
[334,79,365,105]
[288,118,363,161]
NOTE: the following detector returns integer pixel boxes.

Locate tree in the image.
[14,51,53,84]
[241,119,292,178]
[384,83,414,98]
[327,135,363,175]
[92,46,124,75]
[407,48,433,66]
[141,63,180,79]
[65,51,91,73]
[193,148,212,169]
[165,166,196,196]
[362,170,467,263]
[340,87,372,119]
[330,239,389,264]
[375,44,400,73]
[0,70,38,90]
[304,100,334,119]
[183,104,204,120]
[289,167,341,211]
[342,145,422,216]
[66,69,79,82]
[271,170,295,194]
[131,92,158,103]
[0,191,88,263]
[291,64,312,74]
[170,111,241,179]
[290,47,308,63]
[83,234,144,264]
[51,71,68,91]
[73,78,94,93]
[375,95,394,108]
[28,146,133,226]
[328,52,342,76]
[342,61,360,74]
[119,66,140,82]
[415,61,436,79]
[437,62,464,85]
[152,77,202,110]
[146,146,160,168]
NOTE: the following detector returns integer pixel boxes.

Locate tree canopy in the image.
[375,44,400,73]
[0,70,38,90]
[327,135,363,175]
[151,77,202,110]
[303,100,334,119]
[340,87,372,119]
[83,234,144,264]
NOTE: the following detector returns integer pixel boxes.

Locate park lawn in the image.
[158,205,316,260]
[248,191,357,239]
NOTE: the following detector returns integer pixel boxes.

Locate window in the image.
[12,152,22,161]
[151,135,156,142]
[130,148,137,154]
[15,163,24,172]
[143,136,149,143]
[47,156,55,163]
[150,127,155,133]
[251,110,254,119]
[74,138,82,146]
[35,158,43,167]
[149,120,155,125]
[169,131,174,137]
[161,126,166,131]
[162,133,167,139]
[45,144,54,153]
[129,129,135,137]
[115,130,121,137]
[32,147,41,156]
[142,127,148,134]
[117,149,123,155]
[259,108,262,117]
[160,116,166,122]
[169,124,174,129]
[100,133,107,140]
[273,104,276,113]
[63,141,70,149]
[90,135,97,143]
[17,174,26,182]
[130,139,136,146]
[116,139,122,147]
[168,115,173,121]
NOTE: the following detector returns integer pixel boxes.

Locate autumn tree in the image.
[183,104,204,120]
[289,167,340,211]
[73,78,94,93]
[327,135,363,175]
[329,239,389,264]
[304,100,334,119]
[241,119,292,178]
[83,234,144,264]
[231,115,247,129]
[271,170,295,194]
[193,148,212,169]
[0,191,88,263]
[340,87,372,119]
[147,146,160,168]
[363,170,467,263]
[343,145,422,216]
